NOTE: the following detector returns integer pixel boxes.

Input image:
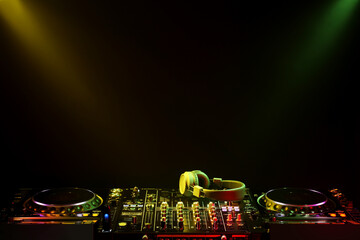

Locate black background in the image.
[1,1,359,204]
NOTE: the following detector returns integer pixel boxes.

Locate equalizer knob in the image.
[213,217,219,230]
[236,213,242,222]
[177,210,183,218]
[161,217,167,230]
[195,217,201,230]
[178,217,184,231]
[176,201,184,209]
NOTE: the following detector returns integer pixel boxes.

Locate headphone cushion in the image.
[192,170,210,188]
[179,171,198,196]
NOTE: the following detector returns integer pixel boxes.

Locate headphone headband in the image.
[179,171,246,201]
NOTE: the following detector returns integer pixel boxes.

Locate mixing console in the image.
[102,187,264,239]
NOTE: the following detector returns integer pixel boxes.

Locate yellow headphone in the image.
[179,170,246,201]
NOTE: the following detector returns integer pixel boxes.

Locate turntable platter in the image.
[266,188,327,207]
[258,187,334,213]
[24,188,103,215]
[33,188,95,206]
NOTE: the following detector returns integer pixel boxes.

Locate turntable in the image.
[256,187,357,224]
[257,187,334,215]
[10,188,105,224]
[24,188,103,216]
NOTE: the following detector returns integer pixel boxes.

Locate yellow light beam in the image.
[0,0,128,154]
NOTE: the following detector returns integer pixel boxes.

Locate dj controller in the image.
[1,171,360,240]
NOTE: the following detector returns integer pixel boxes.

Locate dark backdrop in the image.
[1,0,359,204]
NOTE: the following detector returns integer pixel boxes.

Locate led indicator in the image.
[104,213,109,220]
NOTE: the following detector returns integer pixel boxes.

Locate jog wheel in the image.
[24,188,103,215]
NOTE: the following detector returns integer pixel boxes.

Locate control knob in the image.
[213,217,219,230]
[161,216,167,230]
[178,217,184,231]
[195,217,201,230]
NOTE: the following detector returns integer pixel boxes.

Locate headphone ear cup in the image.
[192,170,210,189]
[179,171,198,197]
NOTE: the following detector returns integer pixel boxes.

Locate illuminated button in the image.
[234,206,240,211]
[92,213,99,217]
[119,222,127,227]
[49,207,56,214]
[227,214,232,222]
[329,213,337,217]
[340,213,346,217]
[82,213,89,217]
[75,206,83,212]
[236,213,242,222]
[67,207,75,213]
[40,207,48,213]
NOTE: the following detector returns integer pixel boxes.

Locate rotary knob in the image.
[176,201,184,209]
[213,217,219,230]
[161,217,167,230]
[236,213,242,222]
[195,217,201,230]
[178,217,184,231]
